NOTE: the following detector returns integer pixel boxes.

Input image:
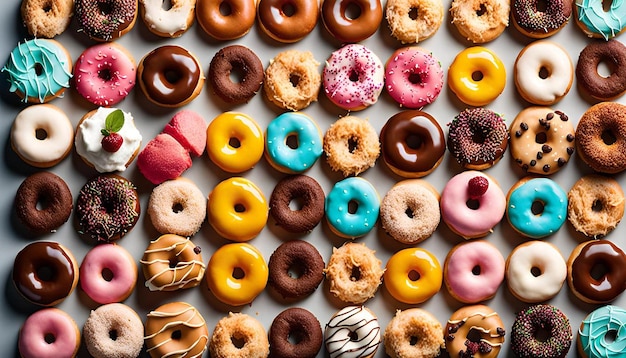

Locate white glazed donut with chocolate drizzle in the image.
[324,306,381,358]
[444,305,506,358]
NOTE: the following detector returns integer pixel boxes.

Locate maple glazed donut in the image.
[265,112,323,174]
[210,312,269,358]
[148,178,206,237]
[444,305,506,357]
[269,175,325,233]
[325,177,380,238]
[511,0,572,38]
[257,0,318,42]
[576,102,626,174]
[385,0,444,43]
[140,0,196,37]
[578,305,626,358]
[384,248,442,304]
[196,0,256,40]
[511,305,572,358]
[269,307,323,358]
[325,306,382,358]
[207,112,264,173]
[82,303,144,358]
[321,0,383,43]
[75,0,138,41]
[145,302,209,358]
[80,243,137,304]
[385,47,444,108]
[383,308,443,358]
[21,0,74,38]
[576,40,626,101]
[324,115,380,177]
[264,50,321,111]
[450,0,509,43]
[18,308,80,358]
[448,46,506,106]
[208,45,264,103]
[268,240,325,298]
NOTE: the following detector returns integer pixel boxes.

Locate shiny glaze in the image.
[324,306,381,358]
[576,0,626,39]
[325,177,380,238]
[579,305,626,358]
[141,0,195,37]
[207,112,263,173]
[197,0,256,40]
[18,308,79,358]
[385,47,444,108]
[257,0,318,42]
[570,240,626,303]
[145,302,209,358]
[321,0,382,43]
[445,305,505,358]
[448,46,506,107]
[80,244,137,303]
[265,112,322,173]
[384,248,442,304]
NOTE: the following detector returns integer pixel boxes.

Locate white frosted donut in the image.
[325,306,381,358]
[148,177,207,237]
[140,0,197,37]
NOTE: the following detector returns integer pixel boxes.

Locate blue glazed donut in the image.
[325,177,380,238]
[265,112,323,173]
[578,305,626,358]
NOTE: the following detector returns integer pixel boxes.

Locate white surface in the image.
[0,1,624,357]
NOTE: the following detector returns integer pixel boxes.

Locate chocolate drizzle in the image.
[325,306,381,358]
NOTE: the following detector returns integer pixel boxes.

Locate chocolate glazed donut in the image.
[269,174,325,233]
[269,307,323,358]
[268,240,325,298]
[321,0,383,43]
[576,40,626,100]
[208,45,264,103]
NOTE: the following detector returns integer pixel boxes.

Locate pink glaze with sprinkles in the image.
[79,243,137,304]
[19,308,78,358]
[323,44,384,111]
[73,43,136,106]
[385,47,444,109]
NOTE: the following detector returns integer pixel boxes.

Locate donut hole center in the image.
[531,266,542,277]
[535,132,547,144]
[289,74,301,87]
[602,0,614,12]
[34,63,44,77]
[406,133,423,149]
[288,262,304,279]
[228,65,246,84]
[229,137,241,148]
[36,265,56,282]
[171,329,182,340]
[164,69,182,85]
[604,329,618,344]
[349,70,360,82]
[348,137,359,153]
[97,1,113,15]
[590,261,609,281]
[348,200,359,214]
[219,1,233,16]
[472,131,486,144]
[408,73,423,85]
[405,207,415,219]
[43,2,53,12]
[475,3,488,16]
[538,66,550,79]
[234,203,246,213]
[471,71,483,82]
[231,335,246,348]
[288,329,306,345]
[597,59,616,78]
[172,202,184,213]
[286,134,299,149]
[534,325,551,342]
[101,200,116,214]
[345,2,362,20]
[348,330,359,341]
[35,128,48,141]
[467,328,483,342]
[592,200,604,212]
[535,0,548,12]
[98,68,112,82]
[161,0,173,10]
[471,265,481,276]
[350,266,361,281]
[409,336,419,345]
[232,267,245,279]
[601,130,617,145]
[109,329,118,341]
[36,194,52,211]
[531,201,545,215]
[408,269,421,281]
[169,258,179,268]
[408,7,419,20]
[289,196,305,211]
[281,2,296,17]
[101,267,114,282]
[466,198,480,210]
[44,333,56,344]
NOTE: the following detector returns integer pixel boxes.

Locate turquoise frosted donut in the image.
[506,177,567,238]
[578,305,626,358]
[325,177,380,238]
[265,112,323,173]
[576,0,626,40]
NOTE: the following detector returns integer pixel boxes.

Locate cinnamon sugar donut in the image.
[383,308,444,358]
[21,0,74,37]
[449,0,510,43]
[264,50,320,111]
[148,178,206,237]
[576,102,626,174]
[323,116,380,177]
[83,303,144,358]
[209,312,269,358]
[385,0,444,43]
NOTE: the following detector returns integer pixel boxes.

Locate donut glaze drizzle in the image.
[325,306,381,358]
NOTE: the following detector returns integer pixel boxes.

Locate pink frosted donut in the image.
[323,44,384,111]
[73,42,136,106]
[19,308,80,358]
[440,170,506,239]
[79,243,137,304]
[443,240,505,303]
[385,47,444,109]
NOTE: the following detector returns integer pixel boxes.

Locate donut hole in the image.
[232,267,246,279]
[406,133,423,149]
[471,71,483,82]
[601,130,617,145]
[219,1,233,16]
[161,0,173,10]
[475,3,488,16]
[531,201,545,215]
[164,69,182,85]
[409,336,419,345]
[408,269,421,281]
[405,207,415,219]
[44,333,56,344]
[169,258,179,268]
[286,134,299,149]
[34,63,44,77]
[535,132,547,144]
[172,202,184,213]
[101,267,114,282]
[408,7,419,20]
[36,193,52,211]
[348,137,359,152]
[471,265,481,276]
[592,199,604,212]
[43,2,53,12]
[466,328,483,342]
[538,66,550,80]
[97,1,113,14]
[35,128,48,140]
[109,329,118,341]
[288,262,304,279]
[229,137,241,148]
[234,203,246,213]
[36,265,56,282]
[348,330,359,341]
[604,329,618,344]
[350,266,362,281]
[534,325,551,342]
[171,329,182,340]
[289,74,301,87]
[590,261,609,281]
[536,0,548,11]
[231,335,246,348]
[530,266,542,277]
[597,59,617,78]
[288,329,306,345]
[289,197,305,211]
[348,200,359,214]
[466,198,480,210]
[408,73,423,85]
[281,2,296,17]
[345,2,362,20]
[228,65,246,84]
[98,68,112,82]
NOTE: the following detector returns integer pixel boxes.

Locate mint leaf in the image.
[105,109,124,133]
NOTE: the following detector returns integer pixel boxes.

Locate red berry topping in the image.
[102,132,123,152]
[100,109,125,153]
[468,176,489,199]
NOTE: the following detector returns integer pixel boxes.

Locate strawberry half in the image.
[100,109,125,153]
[468,176,489,199]
[102,132,123,152]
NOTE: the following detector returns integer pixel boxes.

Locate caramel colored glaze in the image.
[571,240,626,302]
[445,305,505,358]
[257,0,319,42]
[321,0,383,43]
[145,302,209,358]
[197,0,256,40]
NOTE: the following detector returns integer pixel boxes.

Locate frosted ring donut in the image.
[206,112,263,173]
[196,0,256,40]
[145,302,209,358]
[384,248,442,304]
[18,308,80,358]
[448,46,506,107]
[325,306,382,358]
[140,0,196,37]
[257,0,318,42]
[79,243,137,304]
[265,112,323,173]
[325,177,380,238]
[445,305,506,356]
[147,178,207,237]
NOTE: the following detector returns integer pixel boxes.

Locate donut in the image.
[137,44,205,107]
[380,180,440,244]
[385,0,444,43]
[440,171,506,239]
[578,305,626,358]
[511,305,572,358]
[576,40,626,101]
[268,240,325,298]
[147,178,206,237]
[447,108,509,170]
[209,312,269,358]
[321,0,383,43]
[444,305,506,357]
[164,109,207,157]
[443,240,505,303]
[575,0,626,39]
[82,303,144,358]
[568,174,625,238]
[509,107,575,174]
[384,248,442,304]
[137,133,193,184]
[76,174,140,243]
[206,112,263,173]
[13,241,79,306]
[324,115,380,177]
[511,0,571,38]
[448,46,506,106]
[506,177,568,238]
[265,112,323,174]
[257,0,318,42]
[140,0,196,37]
[206,243,268,306]
[196,0,256,40]
[207,177,268,242]
[325,306,381,358]
[208,45,264,103]
[75,0,138,41]
[18,308,80,358]
[79,243,137,304]
[73,42,136,107]
[505,241,567,303]
[576,102,626,174]
[21,0,74,37]
[14,171,72,235]
[325,177,380,238]
[449,0,509,43]
[567,240,626,304]
[325,242,384,304]
[323,44,384,111]
[269,307,323,358]
[2,38,71,103]
[140,234,205,291]
[145,302,209,358]
[383,308,444,358]
[264,50,321,111]
[74,107,143,173]
[269,175,325,233]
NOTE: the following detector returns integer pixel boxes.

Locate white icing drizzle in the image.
[324,306,381,358]
[145,305,209,358]
[141,0,196,36]
[448,311,505,347]
[140,238,206,291]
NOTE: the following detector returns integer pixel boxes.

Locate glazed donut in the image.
[324,242,384,304]
[19,308,80,358]
[575,0,626,39]
[14,171,73,234]
[265,112,323,174]
[511,0,571,38]
[567,240,626,304]
[449,0,509,43]
[264,50,321,111]
[323,44,384,111]
[75,0,138,41]
[269,175,325,233]
[269,307,323,358]
[206,112,263,173]
[82,303,144,358]
[80,243,137,304]
[73,42,136,107]
[509,107,575,174]
[511,305,572,358]
[321,0,383,43]
[210,312,269,358]
[140,0,196,37]
[208,45,264,103]
[138,45,205,107]
[324,116,380,177]
[148,178,206,237]
[568,175,625,238]
[268,240,325,298]
[578,305,626,358]
[76,175,140,243]
[505,241,567,303]
[385,47,444,108]
[383,308,444,358]
[447,108,509,170]
[325,306,381,358]
[257,0,318,42]
[13,241,78,306]
[445,305,506,357]
[207,177,268,242]
[384,248,442,304]
[145,302,209,358]
[385,0,444,43]
[576,40,626,101]
[380,180,440,244]
[206,243,268,306]
[325,177,380,238]
[440,171,506,239]
[21,0,73,38]
[448,46,506,106]
[196,0,256,40]
[576,102,626,174]
[443,240,505,303]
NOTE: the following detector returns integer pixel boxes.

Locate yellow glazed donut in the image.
[206,112,264,173]
[384,248,442,304]
[450,0,509,43]
[206,243,268,306]
[207,177,268,242]
[448,46,506,107]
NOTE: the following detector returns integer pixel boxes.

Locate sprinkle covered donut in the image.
[75,0,138,41]
[511,305,572,358]
[511,0,572,38]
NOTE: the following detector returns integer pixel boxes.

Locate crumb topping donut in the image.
[576,40,626,101]
[265,112,323,173]
[80,243,137,304]
[383,308,444,358]
[83,303,144,358]
[575,0,626,39]
[321,0,383,43]
[450,0,510,43]
[324,115,380,177]
[207,112,264,173]
[576,102,626,174]
[209,45,264,103]
[511,0,571,38]
[448,46,506,106]
[578,305,626,358]
[140,0,196,37]
[325,177,380,238]
[385,0,444,43]
[148,178,206,237]
[19,308,80,358]
[21,0,74,38]
[268,240,325,298]
[264,50,321,111]
[511,305,572,358]
[210,312,269,358]
[145,302,209,358]
[384,248,442,304]
[325,242,384,304]
[257,0,319,42]
[196,0,256,40]
[445,305,506,357]
[75,0,138,41]
[325,306,381,358]
[269,175,325,233]
[385,47,444,108]
[269,307,323,358]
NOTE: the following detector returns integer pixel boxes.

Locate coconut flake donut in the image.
[269,175,325,233]
[325,306,381,358]
[208,45,264,104]
[269,307,323,358]
[83,303,144,358]
[207,112,263,173]
[324,115,380,177]
[384,248,442,304]
[196,0,256,40]
[576,40,626,101]
[321,0,383,43]
[385,0,444,43]
[257,0,318,42]
[576,102,626,174]
[148,178,206,237]
[323,44,384,111]
[264,50,321,111]
[268,240,325,298]
[445,305,506,357]
[80,243,137,304]
[21,0,74,37]
[578,305,626,358]
[19,308,80,358]
[265,112,323,173]
[325,243,384,304]
[383,308,444,358]
[575,0,626,39]
[210,312,269,358]
[511,305,572,358]
[449,0,510,43]
[75,0,138,41]
[145,302,209,358]
[325,177,380,238]
[448,46,506,106]
[511,0,572,38]
[140,0,196,37]
[385,47,444,108]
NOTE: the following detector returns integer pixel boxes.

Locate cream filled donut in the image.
[140,0,196,37]
[325,306,381,358]
[79,243,137,304]
[19,308,80,358]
